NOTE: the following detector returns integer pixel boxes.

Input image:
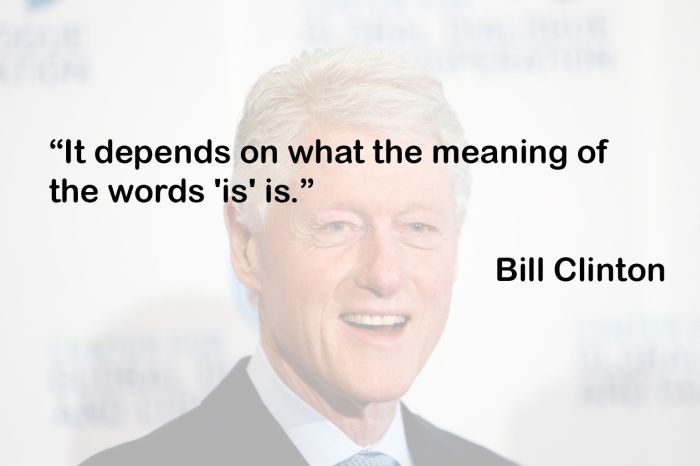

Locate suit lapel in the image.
[402,403,451,466]
[198,359,461,466]
[197,357,308,465]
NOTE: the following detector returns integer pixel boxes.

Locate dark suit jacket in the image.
[81,357,518,466]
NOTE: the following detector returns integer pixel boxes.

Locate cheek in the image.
[261,247,351,324]
[289,246,356,290]
[410,254,456,319]
[411,248,456,286]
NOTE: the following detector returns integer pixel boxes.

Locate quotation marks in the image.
[291,178,314,203]
[50,138,85,163]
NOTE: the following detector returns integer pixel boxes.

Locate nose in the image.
[354,224,406,298]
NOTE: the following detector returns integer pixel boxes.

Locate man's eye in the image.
[312,220,363,247]
[404,222,436,235]
[400,222,442,249]
[326,221,350,232]
[408,222,428,233]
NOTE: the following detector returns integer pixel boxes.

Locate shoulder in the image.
[79,399,238,466]
[402,405,519,466]
[79,358,264,466]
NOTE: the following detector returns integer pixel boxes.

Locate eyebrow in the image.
[396,202,446,213]
[308,200,449,219]
[320,201,361,211]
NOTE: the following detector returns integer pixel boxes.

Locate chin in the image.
[358,386,411,404]
[341,367,418,404]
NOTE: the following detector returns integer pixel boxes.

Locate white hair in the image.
[232,46,470,232]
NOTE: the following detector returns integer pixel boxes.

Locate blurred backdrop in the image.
[1,0,699,465]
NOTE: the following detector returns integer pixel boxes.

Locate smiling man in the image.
[82,48,517,466]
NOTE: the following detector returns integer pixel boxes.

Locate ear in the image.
[224,204,263,294]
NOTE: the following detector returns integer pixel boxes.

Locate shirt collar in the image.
[246,345,413,466]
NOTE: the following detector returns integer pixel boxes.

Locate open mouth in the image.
[339,314,409,331]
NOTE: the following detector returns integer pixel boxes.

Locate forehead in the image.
[288,127,456,215]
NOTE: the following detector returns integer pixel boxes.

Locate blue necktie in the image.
[335,450,399,466]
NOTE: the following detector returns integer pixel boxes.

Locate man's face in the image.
[247,128,460,404]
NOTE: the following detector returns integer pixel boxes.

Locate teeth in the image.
[341,314,407,326]
[381,315,398,326]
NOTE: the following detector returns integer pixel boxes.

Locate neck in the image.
[261,341,398,446]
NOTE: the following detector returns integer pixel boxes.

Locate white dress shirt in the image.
[247,345,413,466]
